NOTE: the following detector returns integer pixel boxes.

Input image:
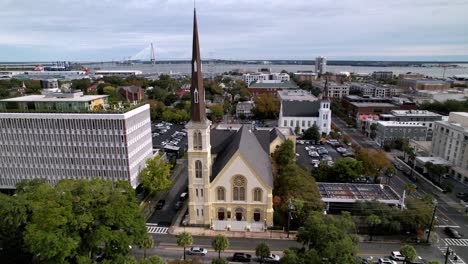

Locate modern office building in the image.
[374,121,427,147]
[0,92,152,189]
[431,112,468,184]
[315,56,327,75]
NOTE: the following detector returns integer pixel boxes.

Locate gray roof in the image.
[210,129,236,154]
[281,100,321,117]
[211,126,273,188]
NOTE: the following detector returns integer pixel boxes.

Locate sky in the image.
[1,0,468,62]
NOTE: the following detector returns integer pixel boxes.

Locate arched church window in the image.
[193,130,202,150]
[233,175,246,201]
[253,188,262,202]
[195,160,202,178]
[217,187,225,201]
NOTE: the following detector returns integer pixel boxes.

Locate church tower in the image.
[318,77,331,135]
[186,8,212,225]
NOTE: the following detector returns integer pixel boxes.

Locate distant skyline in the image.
[1,0,468,61]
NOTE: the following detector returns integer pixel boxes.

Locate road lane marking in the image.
[445,239,468,247]
[147,225,169,234]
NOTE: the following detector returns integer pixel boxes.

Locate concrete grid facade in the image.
[0,104,152,189]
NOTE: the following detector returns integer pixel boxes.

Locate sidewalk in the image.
[169,226,297,240]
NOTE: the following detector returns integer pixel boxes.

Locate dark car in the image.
[445,227,462,239]
[457,192,467,198]
[156,200,166,210]
[174,201,183,210]
[232,252,252,262]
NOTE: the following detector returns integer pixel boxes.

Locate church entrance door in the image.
[217,208,225,220]
[235,208,243,221]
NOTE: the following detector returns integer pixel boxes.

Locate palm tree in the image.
[405,183,417,195]
[139,234,154,259]
[176,232,193,260]
[212,234,230,259]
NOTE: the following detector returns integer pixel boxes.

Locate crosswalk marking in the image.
[147,225,169,234]
[438,246,467,264]
[445,239,468,247]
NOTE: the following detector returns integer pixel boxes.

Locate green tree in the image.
[255,242,271,263]
[140,154,173,195]
[209,104,225,121]
[425,162,447,185]
[329,157,364,182]
[401,198,434,234]
[252,93,280,119]
[140,256,167,264]
[211,234,229,259]
[139,234,155,259]
[400,244,417,263]
[13,179,147,263]
[369,123,378,139]
[356,148,392,183]
[71,79,92,91]
[296,211,357,263]
[272,139,295,167]
[211,258,228,264]
[367,214,382,241]
[405,183,417,194]
[176,232,193,260]
[303,124,321,143]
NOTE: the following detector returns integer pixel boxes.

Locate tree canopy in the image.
[355,148,392,183]
[252,93,280,119]
[255,242,271,263]
[211,234,229,259]
[0,179,148,263]
[303,124,321,143]
[176,232,193,260]
[139,154,173,195]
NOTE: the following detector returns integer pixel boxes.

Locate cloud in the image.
[0,0,467,61]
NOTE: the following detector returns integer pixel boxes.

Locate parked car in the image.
[309,151,320,158]
[311,159,320,168]
[317,148,329,155]
[445,227,462,238]
[174,201,183,210]
[231,252,252,262]
[179,192,188,201]
[378,258,397,264]
[391,251,405,261]
[321,155,332,162]
[407,257,426,264]
[187,247,207,256]
[156,200,165,210]
[342,152,355,158]
[456,192,467,198]
[336,147,347,154]
[262,254,281,263]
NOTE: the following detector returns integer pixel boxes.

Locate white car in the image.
[336,147,347,154]
[378,258,397,264]
[309,151,320,158]
[311,159,320,168]
[187,247,207,256]
[263,254,281,263]
[391,251,405,261]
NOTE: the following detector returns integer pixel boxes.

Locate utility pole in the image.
[445,246,451,264]
[426,203,437,243]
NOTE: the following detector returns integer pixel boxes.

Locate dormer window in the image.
[194,88,199,103]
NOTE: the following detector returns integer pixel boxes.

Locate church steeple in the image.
[190,8,206,122]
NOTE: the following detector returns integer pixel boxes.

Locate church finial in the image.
[190,7,206,122]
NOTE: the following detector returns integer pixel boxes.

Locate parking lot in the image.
[151,122,188,152]
[296,141,352,171]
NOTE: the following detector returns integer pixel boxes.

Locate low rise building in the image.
[399,78,451,91]
[236,101,254,118]
[350,83,405,97]
[94,70,143,77]
[313,81,350,98]
[372,71,393,81]
[243,72,290,86]
[404,89,468,104]
[374,121,428,147]
[379,110,444,140]
[431,112,468,184]
[398,73,425,79]
[248,80,298,96]
[118,85,145,102]
[294,71,317,81]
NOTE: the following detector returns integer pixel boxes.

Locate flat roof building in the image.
[0,93,152,189]
[374,121,428,146]
[399,78,451,91]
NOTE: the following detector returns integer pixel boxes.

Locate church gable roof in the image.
[211,126,273,188]
[281,100,321,117]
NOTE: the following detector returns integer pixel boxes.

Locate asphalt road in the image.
[147,160,188,226]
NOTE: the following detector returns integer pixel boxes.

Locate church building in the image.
[186,9,285,232]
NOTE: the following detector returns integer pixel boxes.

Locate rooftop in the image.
[350,102,397,108]
[249,81,298,89]
[278,89,318,101]
[317,183,401,204]
[391,110,442,117]
[0,93,107,102]
[402,78,448,84]
[377,121,427,127]
[282,100,321,117]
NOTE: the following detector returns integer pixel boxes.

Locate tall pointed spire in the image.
[190,8,206,122]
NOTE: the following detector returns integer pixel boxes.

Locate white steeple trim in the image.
[194,60,197,72]
[194,88,199,103]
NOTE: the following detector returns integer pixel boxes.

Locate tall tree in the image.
[400,244,417,263]
[208,104,225,121]
[303,124,321,143]
[425,162,447,185]
[356,148,392,183]
[255,242,271,263]
[139,154,173,195]
[367,214,382,241]
[211,234,229,259]
[139,234,155,259]
[176,232,193,260]
[272,139,295,168]
[252,93,280,119]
